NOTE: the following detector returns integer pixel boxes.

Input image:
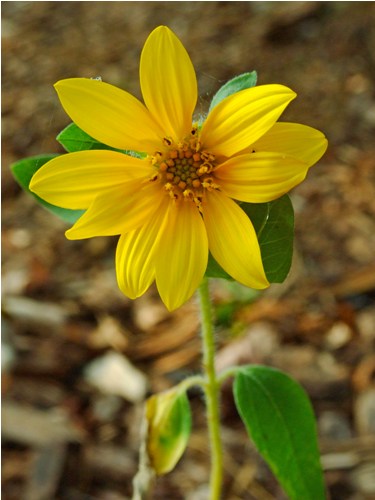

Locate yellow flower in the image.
[30,26,327,311]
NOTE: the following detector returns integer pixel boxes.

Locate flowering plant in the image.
[12,26,327,499]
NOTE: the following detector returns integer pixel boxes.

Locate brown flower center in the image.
[150,129,220,210]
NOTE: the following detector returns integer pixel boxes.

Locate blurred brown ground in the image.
[2,2,375,499]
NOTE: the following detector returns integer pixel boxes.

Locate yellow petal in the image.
[54,78,164,153]
[30,150,154,209]
[203,190,269,289]
[250,122,328,166]
[66,179,162,239]
[116,195,170,299]
[155,200,208,311]
[215,152,309,203]
[140,26,197,142]
[200,84,296,157]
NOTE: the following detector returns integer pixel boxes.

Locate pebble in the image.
[84,351,148,403]
[325,321,352,350]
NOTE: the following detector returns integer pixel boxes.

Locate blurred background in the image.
[2,2,375,499]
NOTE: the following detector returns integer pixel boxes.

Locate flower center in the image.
[150,128,219,210]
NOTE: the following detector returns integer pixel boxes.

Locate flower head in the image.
[30,26,327,310]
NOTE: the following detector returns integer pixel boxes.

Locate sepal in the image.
[209,71,257,112]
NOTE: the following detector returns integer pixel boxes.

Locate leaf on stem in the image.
[233,365,326,500]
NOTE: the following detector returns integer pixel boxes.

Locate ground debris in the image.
[2,402,85,447]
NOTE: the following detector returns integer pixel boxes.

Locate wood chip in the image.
[2,402,84,447]
[24,444,66,500]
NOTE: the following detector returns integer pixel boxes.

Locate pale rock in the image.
[84,351,148,403]
[325,321,352,349]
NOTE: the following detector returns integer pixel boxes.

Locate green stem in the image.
[198,277,223,500]
[217,366,240,386]
[176,374,205,394]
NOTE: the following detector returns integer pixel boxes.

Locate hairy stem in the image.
[198,277,223,499]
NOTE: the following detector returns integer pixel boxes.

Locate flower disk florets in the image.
[151,128,219,210]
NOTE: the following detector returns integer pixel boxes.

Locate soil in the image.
[2,2,375,499]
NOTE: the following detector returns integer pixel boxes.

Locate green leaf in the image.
[205,195,294,283]
[11,154,84,224]
[146,388,192,475]
[57,122,146,158]
[205,253,233,281]
[57,122,119,153]
[234,365,326,500]
[242,195,294,283]
[209,71,257,112]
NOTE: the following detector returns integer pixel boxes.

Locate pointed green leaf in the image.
[57,122,146,158]
[242,195,294,283]
[234,365,326,500]
[146,388,192,475]
[11,154,84,224]
[57,122,119,153]
[209,71,257,112]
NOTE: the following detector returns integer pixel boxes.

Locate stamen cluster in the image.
[151,130,219,209]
